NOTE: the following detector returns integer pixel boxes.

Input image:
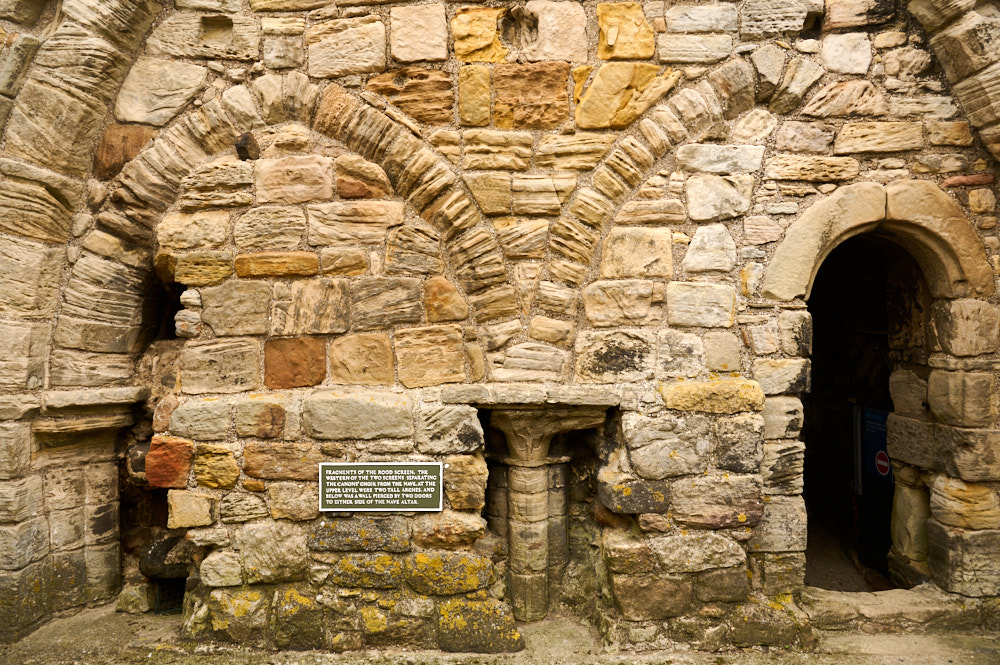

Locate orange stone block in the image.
[264,337,327,389]
[235,251,320,277]
[146,435,194,488]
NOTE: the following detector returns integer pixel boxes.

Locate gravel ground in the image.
[2,604,999,665]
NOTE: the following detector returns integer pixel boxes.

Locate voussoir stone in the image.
[115,57,208,126]
[303,391,414,439]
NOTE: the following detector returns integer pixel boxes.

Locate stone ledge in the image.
[440,384,620,407]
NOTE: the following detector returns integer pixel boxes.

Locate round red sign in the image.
[875,450,891,476]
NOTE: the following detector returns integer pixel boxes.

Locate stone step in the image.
[799,583,984,632]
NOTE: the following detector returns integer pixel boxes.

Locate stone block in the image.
[824,0,894,30]
[751,552,805,595]
[834,122,923,153]
[677,144,765,174]
[309,201,404,246]
[351,278,422,330]
[0,235,61,317]
[671,474,764,528]
[443,455,487,511]
[452,7,507,62]
[236,521,308,583]
[328,333,394,385]
[931,299,1000,356]
[575,63,678,129]
[334,155,391,200]
[892,483,931,562]
[307,17,386,78]
[705,331,742,372]
[740,0,809,39]
[666,282,735,327]
[775,121,834,153]
[458,65,490,126]
[204,586,271,647]
[0,422,30,480]
[0,560,50,642]
[889,368,928,419]
[180,339,260,394]
[367,67,454,126]
[681,224,737,273]
[820,32,872,74]
[648,530,746,573]
[220,492,269,522]
[394,325,466,388]
[194,444,240,489]
[272,279,349,336]
[660,379,765,414]
[762,440,805,495]
[583,280,657,327]
[716,413,765,473]
[610,574,692,620]
[234,398,286,438]
[243,442,321,481]
[695,565,750,602]
[769,57,824,114]
[929,475,1000,530]
[235,207,307,250]
[303,391,413,440]
[622,412,712,479]
[437,598,523,653]
[200,282,270,337]
[524,1,587,62]
[148,13,259,60]
[201,551,242,587]
[158,210,229,251]
[234,252,319,278]
[0,515,47,570]
[115,57,208,126]
[685,174,753,221]
[658,34,732,63]
[167,490,215,529]
[493,62,570,129]
[667,4,738,32]
[658,329,705,378]
[764,154,860,181]
[927,518,1000,596]
[174,252,234,287]
[264,337,327,389]
[602,530,657,574]
[170,398,231,440]
[927,370,998,428]
[597,2,655,59]
[748,496,807,553]
[255,156,333,204]
[415,405,484,455]
[600,227,674,279]
[326,552,403,589]
[596,471,672,513]
[575,331,655,383]
[411,510,486,549]
[309,516,410,552]
[146,436,193,489]
[390,4,447,62]
[753,359,810,395]
[405,551,491,595]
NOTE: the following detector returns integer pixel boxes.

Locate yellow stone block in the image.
[659,379,765,414]
[452,7,507,62]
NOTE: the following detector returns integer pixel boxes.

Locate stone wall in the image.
[2,0,1000,651]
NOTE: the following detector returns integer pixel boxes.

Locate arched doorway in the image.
[803,235,931,590]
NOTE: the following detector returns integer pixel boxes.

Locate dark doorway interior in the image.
[803,235,929,591]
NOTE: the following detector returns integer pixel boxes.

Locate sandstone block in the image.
[201,281,270,336]
[194,444,240,489]
[0,422,30,481]
[648,530,746,573]
[892,484,931,562]
[660,379,765,413]
[658,329,705,378]
[234,398,286,438]
[600,227,673,278]
[748,496,807,552]
[681,224,736,273]
[666,4,738,32]
[351,278,422,330]
[820,32,872,74]
[437,598,523,653]
[931,299,1000,356]
[524,1,587,62]
[769,57,824,114]
[236,521,308,583]
[666,282,735,327]
[173,252,233,286]
[267,482,319,521]
[927,370,998,428]
[452,7,507,62]
[597,472,672,514]
[764,154,860,181]
[328,333,394,385]
[367,67,453,125]
[415,405,484,455]
[597,2,655,59]
[493,62,570,130]
[272,279,349,335]
[671,474,764,528]
[623,412,711,479]
[753,358,810,395]
[264,337,327,389]
[462,130,532,170]
[201,551,242,587]
[180,339,260,394]
[575,63,679,129]
[233,207,306,250]
[146,436,193,489]
[658,34,732,64]
[0,476,43,524]
[158,210,228,251]
[834,122,923,153]
[395,325,465,388]
[762,440,805,495]
[167,490,215,529]
[705,331,742,372]
[677,144,765,174]
[575,331,655,383]
[740,0,809,39]
[115,57,208,126]
[219,492,269,523]
[308,201,404,245]
[927,519,1000,595]
[685,174,753,221]
[930,475,1000,530]
[303,391,413,440]
[255,156,333,204]
[390,4,447,62]
[536,133,616,171]
[610,574,692,620]
[244,442,321,481]
[0,517,48,570]
[234,252,319,278]
[583,280,657,327]
[716,413,766,473]
[148,13,259,60]
[170,398,231,440]
[762,396,804,439]
[458,65,491,126]
[307,17,386,78]
[320,248,368,276]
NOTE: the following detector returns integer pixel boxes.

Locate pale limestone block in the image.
[685,174,753,222]
[681,224,736,273]
[524,1,587,62]
[390,4,447,62]
[820,32,872,74]
[600,227,673,278]
[666,282,735,327]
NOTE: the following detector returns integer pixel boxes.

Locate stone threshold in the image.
[441,383,621,407]
[798,583,987,632]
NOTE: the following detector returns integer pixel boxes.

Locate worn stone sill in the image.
[799,583,984,632]
[440,383,621,407]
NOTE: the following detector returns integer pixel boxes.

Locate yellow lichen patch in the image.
[360,605,388,634]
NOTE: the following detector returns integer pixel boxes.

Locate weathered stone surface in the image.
[194,445,240,489]
[243,442,321,481]
[452,7,507,62]
[658,329,705,378]
[148,13,259,60]
[235,521,308,583]
[681,224,736,273]
[267,482,319,522]
[600,228,673,278]
[255,155,333,204]
[931,299,1000,356]
[173,252,234,287]
[367,67,453,125]
[769,57,824,114]
[389,4,447,62]
[169,398,230,440]
[583,280,657,328]
[648,530,746,573]
[115,57,207,126]
[671,474,764,528]
[824,0,894,30]
[524,1,587,62]
[0,236,61,316]
[180,340,260,394]
[493,62,570,129]
[412,510,486,549]
[328,333,394,385]
[834,122,923,153]
[320,248,368,276]
[927,370,998,428]
[927,519,1000,595]
[201,281,270,336]
[415,405,484,454]
[666,4,738,32]
[802,80,888,117]
[458,65,491,126]
[576,63,679,129]
[167,489,214,529]
[706,331,741,370]
[234,398,285,439]
[610,574,692,620]
[716,413,766,473]
[536,133,616,171]
[666,282,735,327]
[405,551,491,595]
[234,207,306,250]
[158,210,228,251]
[677,144,765,174]
[437,598,523,653]
[303,391,413,440]
[623,412,711,479]
[351,278,422,330]
[762,440,805,494]
[395,325,465,388]
[597,2,654,59]
[660,379,765,414]
[762,396,804,440]
[462,130,532,170]
[308,201,404,245]
[820,32,872,74]
[264,337,326,389]
[685,174,753,221]
[272,279,349,335]
[930,475,1000,530]
[597,471,672,513]
[764,154,860,181]
[94,124,159,180]
[200,551,242,588]
[748,496,808,552]
[741,0,809,39]
[575,331,655,383]
[146,436,193,489]
[307,17,385,78]
[493,217,547,259]
[658,34,733,64]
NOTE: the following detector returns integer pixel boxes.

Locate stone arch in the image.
[761,180,996,302]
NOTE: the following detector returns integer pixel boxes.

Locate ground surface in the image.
[2,604,999,665]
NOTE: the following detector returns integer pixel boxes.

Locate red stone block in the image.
[264,337,327,389]
[146,436,193,488]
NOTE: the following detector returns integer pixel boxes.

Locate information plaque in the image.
[319,462,443,512]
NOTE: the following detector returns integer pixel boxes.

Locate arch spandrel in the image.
[761,180,995,302]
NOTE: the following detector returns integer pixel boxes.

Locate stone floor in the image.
[2,604,998,665]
